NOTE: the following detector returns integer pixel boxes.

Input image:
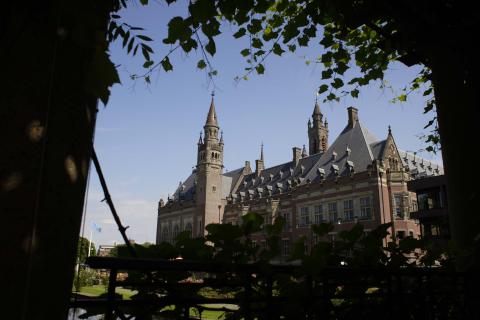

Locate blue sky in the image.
[82,1,442,247]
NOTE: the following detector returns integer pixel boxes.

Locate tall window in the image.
[394,194,403,218]
[162,227,168,243]
[314,204,323,224]
[282,239,290,257]
[360,197,372,219]
[184,223,193,237]
[343,200,354,221]
[282,212,291,231]
[328,202,338,223]
[173,225,180,241]
[300,207,310,227]
[197,218,203,236]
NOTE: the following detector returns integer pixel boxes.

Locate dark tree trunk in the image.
[0,1,114,318]
[430,51,480,266]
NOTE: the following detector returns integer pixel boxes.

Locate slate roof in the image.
[172,171,196,201]
[234,153,323,197]
[399,150,444,178]
[168,119,443,203]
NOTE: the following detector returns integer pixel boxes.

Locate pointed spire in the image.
[313,102,321,116]
[205,91,218,127]
[324,117,328,127]
[314,91,321,115]
[260,142,264,161]
[198,131,203,144]
[220,130,224,144]
[302,144,308,158]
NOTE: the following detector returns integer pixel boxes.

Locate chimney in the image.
[347,107,358,128]
[255,159,264,176]
[292,147,302,166]
[244,160,252,173]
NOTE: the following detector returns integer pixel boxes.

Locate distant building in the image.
[408,175,449,244]
[156,97,443,254]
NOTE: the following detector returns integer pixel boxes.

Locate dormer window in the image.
[346,160,355,174]
[332,151,337,161]
[346,147,351,156]
[289,168,294,176]
[279,171,283,179]
[260,176,265,183]
[300,165,305,174]
[317,167,325,180]
[331,164,339,176]
[252,178,256,185]
[269,173,274,181]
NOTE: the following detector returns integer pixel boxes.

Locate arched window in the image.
[184,223,193,237]
[173,224,180,241]
[162,227,168,243]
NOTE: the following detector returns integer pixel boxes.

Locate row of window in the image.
[160,222,194,243]
[298,197,372,227]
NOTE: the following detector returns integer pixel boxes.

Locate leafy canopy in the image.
[106,0,453,151]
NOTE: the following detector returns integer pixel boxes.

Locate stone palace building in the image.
[156,97,443,255]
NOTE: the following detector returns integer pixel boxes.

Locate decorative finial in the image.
[211,90,215,97]
[388,125,392,135]
[260,142,264,161]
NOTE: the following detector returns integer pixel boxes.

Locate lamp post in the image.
[218,205,222,223]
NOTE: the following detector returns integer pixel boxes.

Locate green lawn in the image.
[75,286,229,319]
[76,285,137,299]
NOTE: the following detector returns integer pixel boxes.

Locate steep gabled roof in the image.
[234,153,323,195]
[304,122,378,182]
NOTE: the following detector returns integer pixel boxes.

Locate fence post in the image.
[265,274,273,318]
[244,272,252,320]
[105,268,117,320]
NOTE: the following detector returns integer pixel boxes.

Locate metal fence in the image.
[70,256,476,319]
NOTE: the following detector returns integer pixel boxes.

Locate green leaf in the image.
[137,35,153,42]
[398,94,407,102]
[205,38,216,56]
[127,37,135,54]
[273,43,284,56]
[141,47,150,61]
[311,223,334,237]
[256,63,265,74]
[331,78,344,89]
[288,44,296,52]
[252,38,263,49]
[161,57,173,72]
[233,28,246,38]
[143,60,154,68]
[240,48,250,57]
[122,31,130,48]
[139,0,148,5]
[318,84,329,94]
[197,59,207,69]
[351,89,359,98]
[321,69,333,80]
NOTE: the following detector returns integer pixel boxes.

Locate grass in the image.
[76,285,137,299]
[75,286,229,319]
